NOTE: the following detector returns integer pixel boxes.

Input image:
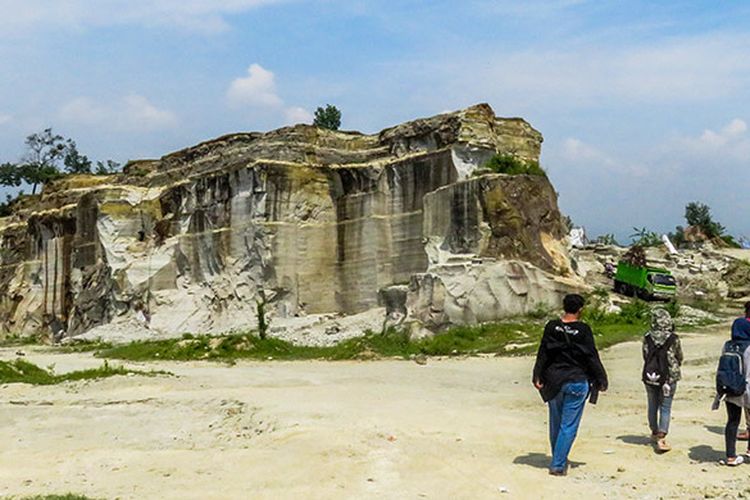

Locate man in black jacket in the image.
[532,294,608,476]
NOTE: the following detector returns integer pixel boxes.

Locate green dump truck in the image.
[613,261,677,300]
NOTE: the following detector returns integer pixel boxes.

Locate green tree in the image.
[684,201,725,238]
[629,227,661,247]
[95,160,121,175]
[63,140,92,174]
[0,162,22,187]
[20,128,65,194]
[313,104,342,130]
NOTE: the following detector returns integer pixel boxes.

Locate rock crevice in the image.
[0,103,579,341]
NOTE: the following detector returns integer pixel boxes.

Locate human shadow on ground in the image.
[513,452,585,470]
[689,445,724,463]
[705,425,724,436]
[617,435,651,446]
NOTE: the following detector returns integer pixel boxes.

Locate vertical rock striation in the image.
[0,103,581,341]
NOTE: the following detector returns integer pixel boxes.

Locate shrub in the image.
[629,227,661,247]
[481,154,546,177]
[618,299,651,324]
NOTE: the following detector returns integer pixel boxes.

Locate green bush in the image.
[721,235,742,248]
[618,300,651,324]
[481,154,546,177]
[0,359,166,385]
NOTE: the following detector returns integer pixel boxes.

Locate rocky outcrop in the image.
[571,243,750,303]
[0,103,579,342]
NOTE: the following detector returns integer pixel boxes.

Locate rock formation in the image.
[0,104,581,342]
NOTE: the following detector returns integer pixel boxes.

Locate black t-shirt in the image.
[532,319,608,402]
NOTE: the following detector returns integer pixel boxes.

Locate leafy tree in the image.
[19,128,66,194]
[0,162,21,187]
[629,227,661,247]
[313,104,342,130]
[594,233,619,246]
[684,201,725,238]
[95,160,121,175]
[63,140,92,174]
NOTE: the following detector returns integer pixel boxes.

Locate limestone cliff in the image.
[0,103,580,341]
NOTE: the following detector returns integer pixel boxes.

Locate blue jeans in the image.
[645,383,676,435]
[548,380,589,471]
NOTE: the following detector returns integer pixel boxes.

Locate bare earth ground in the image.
[1,325,749,499]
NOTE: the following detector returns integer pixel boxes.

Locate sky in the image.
[0,0,748,242]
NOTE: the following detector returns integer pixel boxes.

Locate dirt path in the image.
[1,325,748,499]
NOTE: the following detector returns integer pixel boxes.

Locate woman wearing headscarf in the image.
[642,307,682,453]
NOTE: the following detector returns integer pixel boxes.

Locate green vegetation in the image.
[98,324,544,361]
[593,233,619,246]
[629,227,661,247]
[98,297,669,362]
[0,128,121,211]
[0,359,168,385]
[685,201,725,239]
[9,495,100,500]
[480,154,546,177]
[0,333,45,347]
[313,104,342,130]
[669,201,738,248]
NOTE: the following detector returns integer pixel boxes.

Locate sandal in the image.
[656,438,672,453]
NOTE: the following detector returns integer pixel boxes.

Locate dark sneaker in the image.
[548,468,567,476]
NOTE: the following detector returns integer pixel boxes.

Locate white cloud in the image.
[60,94,177,131]
[226,63,312,126]
[401,33,750,107]
[560,138,647,176]
[284,106,313,125]
[0,0,286,35]
[0,113,11,126]
[227,64,283,108]
[655,118,749,161]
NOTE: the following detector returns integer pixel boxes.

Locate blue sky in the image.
[0,0,748,242]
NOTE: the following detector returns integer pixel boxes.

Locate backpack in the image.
[716,340,750,397]
[642,334,676,386]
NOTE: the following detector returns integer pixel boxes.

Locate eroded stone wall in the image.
[0,103,579,340]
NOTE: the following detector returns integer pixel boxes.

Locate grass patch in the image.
[98,314,649,363]
[0,333,45,347]
[98,326,544,362]
[9,495,100,500]
[0,359,169,385]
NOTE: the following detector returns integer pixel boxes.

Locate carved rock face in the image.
[0,103,579,340]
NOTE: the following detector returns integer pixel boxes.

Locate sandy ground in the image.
[2,325,750,499]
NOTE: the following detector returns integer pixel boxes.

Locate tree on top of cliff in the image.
[20,128,66,194]
[685,201,725,238]
[313,104,342,130]
[0,129,123,198]
[63,140,93,174]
